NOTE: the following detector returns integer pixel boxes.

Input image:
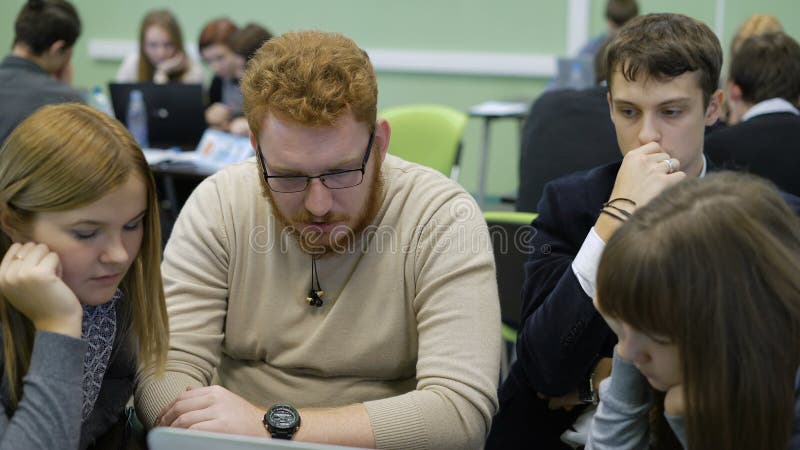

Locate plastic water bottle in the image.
[568,61,585,89]
[89,86,113,116]
[126,90,149,148]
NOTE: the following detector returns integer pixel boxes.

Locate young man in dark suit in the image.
[705,31,800,197]
[487,13,726,449]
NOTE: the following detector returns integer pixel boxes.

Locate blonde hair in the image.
[0,103,168,406]
[137,9,188,82]
[730,14,783,56]
[241,30,377,138]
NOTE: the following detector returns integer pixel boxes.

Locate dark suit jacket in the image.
[487,160,800,449]
[516,86,620,212]
[705,112,800,197]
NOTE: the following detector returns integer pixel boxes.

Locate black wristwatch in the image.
[264,403,301,440]
[578,367,599,405]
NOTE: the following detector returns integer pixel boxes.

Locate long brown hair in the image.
[0,103,169,407]
[597,172,800,449]
[137,9,188,82]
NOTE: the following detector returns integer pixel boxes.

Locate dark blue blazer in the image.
[516,161,621,396]
[705,112,800,197]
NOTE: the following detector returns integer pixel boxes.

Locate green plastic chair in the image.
[483,211,538,379]
[379,104,468,178]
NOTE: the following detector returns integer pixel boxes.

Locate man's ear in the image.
[606,92,615,123]
[374,118,391,163]
[704,89,725,126]
[249,132,258,157]
[48,40,67,56]
[727,81,743,102]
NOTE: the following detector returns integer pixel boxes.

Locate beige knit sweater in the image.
[136,155,501,449]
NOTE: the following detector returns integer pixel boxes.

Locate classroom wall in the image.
[1,0,798,204]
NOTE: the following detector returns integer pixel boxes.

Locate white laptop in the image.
[148,427,371,450]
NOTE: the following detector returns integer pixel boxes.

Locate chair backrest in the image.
[483,211,538,337]
[379,104,468,178]
[516,86,619,212]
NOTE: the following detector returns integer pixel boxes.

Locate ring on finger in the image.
[662,159,677,173]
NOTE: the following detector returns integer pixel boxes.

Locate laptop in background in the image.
[109,82,206,150]
[553,57,595,90]
[147,427,370,450]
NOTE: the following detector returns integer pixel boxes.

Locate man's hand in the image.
[156,385,267,438]
[596,142,686,242]
[229,117,250,136]
[664,384,685,417]
[537,357,612,410]
[53,61,73,85]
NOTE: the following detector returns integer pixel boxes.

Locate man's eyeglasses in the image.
[257,130,375,193]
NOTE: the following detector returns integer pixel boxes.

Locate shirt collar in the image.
[742,98,800,122]
[699,154,708,178]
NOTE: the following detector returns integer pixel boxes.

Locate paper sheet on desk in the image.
[143,130,253,171]
[468,101,529,117]
[142,149,199,165]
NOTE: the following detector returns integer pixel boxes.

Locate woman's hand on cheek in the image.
[664,384,685,417]
[0,242,82,337]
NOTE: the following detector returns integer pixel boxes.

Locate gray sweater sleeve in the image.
[586,350,654,450]
[0,331,86,450]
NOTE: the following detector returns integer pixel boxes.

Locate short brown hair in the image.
[730,14,782,56]
[198,17,238,53]
[14,0,81,55]
[241,30,377,137]
[605,13,722,107]
[228,23,273,61]
[730,31,800,105]
[597,172,800,450]
[605,0,638,27]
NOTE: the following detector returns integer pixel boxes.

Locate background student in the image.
[224,23,273,136]
[705,31,800,197]
[116,9,203,85]
[198,17,239,130]
[588,172,800,449]
[0,103,169,449]
[0,0,83,142]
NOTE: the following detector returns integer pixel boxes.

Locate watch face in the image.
[268,404,299,429]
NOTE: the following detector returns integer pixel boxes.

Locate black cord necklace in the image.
[306,255,324,307]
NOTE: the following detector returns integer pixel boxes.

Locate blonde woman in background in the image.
[116,9,203,84]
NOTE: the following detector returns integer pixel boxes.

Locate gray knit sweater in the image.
[0,332,85,450]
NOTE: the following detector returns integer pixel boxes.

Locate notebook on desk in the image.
[109,82,206,150]
[148,427,371,450]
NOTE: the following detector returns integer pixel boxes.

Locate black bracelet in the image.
[603,197,637,207]
[603,203,632,218]
[600,208,627,222]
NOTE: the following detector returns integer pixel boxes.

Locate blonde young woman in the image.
[588,172,800,450]
[116,9,203,84]
[0,103,168,449]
